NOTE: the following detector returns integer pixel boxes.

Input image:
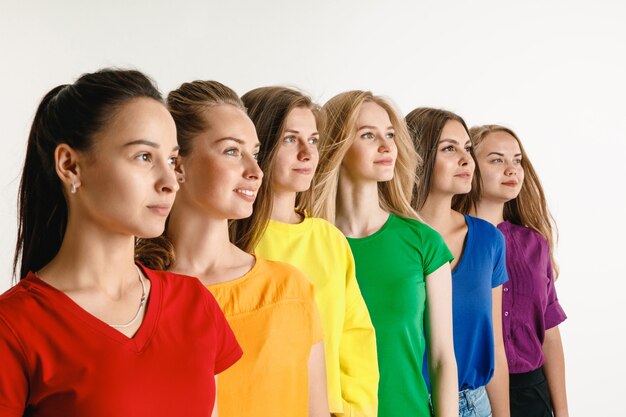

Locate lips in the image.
[502,181,518,187]
[293,168,313,175]
[454,171,472,179]
[374,158,394,165]
[234,187,258,202]
[147,204,172,216]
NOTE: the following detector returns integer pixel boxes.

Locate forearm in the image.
[429,356,458,417]
[486,344,510,417]
[543,327,568,417]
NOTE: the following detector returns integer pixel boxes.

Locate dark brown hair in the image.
[405,107,480,212]
[14,69,162,280]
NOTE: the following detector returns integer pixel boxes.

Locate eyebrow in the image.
[487,151,522,157]
[284,129,320,136]
[123,139,180,152]
[217,137,260,148]
[357,125,394,131]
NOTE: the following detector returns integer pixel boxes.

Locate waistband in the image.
[509,367,546,389]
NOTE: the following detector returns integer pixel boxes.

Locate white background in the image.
[1,1,624,414]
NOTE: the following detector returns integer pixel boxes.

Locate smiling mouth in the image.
[235,189,255,197]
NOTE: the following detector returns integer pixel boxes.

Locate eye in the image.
[253,151,260,161]
[284,135,296,143]
[308,137,319,145]
[225,147,241,157]
[441,145,455,152]
[136,152,152,162]
[491,158,503,163]
[465,145,473,153]
[385,132,395,140]
[361,132,375,140]
[168,155,178,167]
[514,158,523,165]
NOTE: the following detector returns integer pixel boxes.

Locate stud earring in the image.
[71,183,77,194]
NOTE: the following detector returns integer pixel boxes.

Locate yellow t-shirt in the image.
[207,258,323,417]
[256,217,379,417]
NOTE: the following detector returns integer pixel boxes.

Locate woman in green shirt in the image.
[314,90,458,417]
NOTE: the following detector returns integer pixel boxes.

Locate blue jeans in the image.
[459,386,492,417]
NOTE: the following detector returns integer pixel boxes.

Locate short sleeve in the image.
[419,224,454,276]
[0,315,28,416]
[202,289,243,374]
[491,229,509,288]
[544,256,567,330]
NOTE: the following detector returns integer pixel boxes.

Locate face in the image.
[177,104,262,220]
[271,107,319,194]
[342,101,397,183]
[474,130,525,203]
[431,119,475,196]
[75,97,180,238]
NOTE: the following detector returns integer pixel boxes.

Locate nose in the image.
[244,153,263,181]
[157,160,180,194]
[297,140,311,162]
[504,162,517,176]
[377,135,391,153]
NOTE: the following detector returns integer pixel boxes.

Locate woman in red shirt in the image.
[0,69,241,417]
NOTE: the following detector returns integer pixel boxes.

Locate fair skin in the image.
[270,106,320,224]
[418,120,509,417]
[166,104,329,417]
[472,131,569,417]
[38,97,180,339]
[334,101,458,416]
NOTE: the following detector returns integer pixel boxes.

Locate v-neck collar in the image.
[23,263,161,353]
[451,214,472,274]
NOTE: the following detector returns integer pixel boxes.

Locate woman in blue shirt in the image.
[406,108,509,417]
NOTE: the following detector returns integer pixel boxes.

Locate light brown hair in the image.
[236,86,320,251]
[468,124,559,278]
[313,90,418,223]
[135,80,257,270]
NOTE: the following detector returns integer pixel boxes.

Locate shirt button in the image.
[504,311,509,317]
[503,287,509,292]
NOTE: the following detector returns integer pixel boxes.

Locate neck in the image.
[271,191,302,224]
[335,172,389,238]
[418,192,456,232]
[472,199,505,226]
[167,200,250,285]
[37,216,137,294]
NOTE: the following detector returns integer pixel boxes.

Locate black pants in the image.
[510,367,553,417]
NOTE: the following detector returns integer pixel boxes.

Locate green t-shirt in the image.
[346,214,453,417]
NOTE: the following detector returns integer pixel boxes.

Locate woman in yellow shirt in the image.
[137,80,329,417]
[235,86,379,417]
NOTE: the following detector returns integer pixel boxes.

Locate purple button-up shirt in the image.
[498,221,567,374]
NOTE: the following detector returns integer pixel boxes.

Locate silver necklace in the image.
[110,265,147,329]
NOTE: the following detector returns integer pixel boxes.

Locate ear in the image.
[175,156,187,184]
[54,143,82,193]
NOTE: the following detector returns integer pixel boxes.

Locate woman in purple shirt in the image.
[466,125,568,417]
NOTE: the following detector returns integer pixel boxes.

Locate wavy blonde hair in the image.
[313,90,419,223]
[468,124,559,278]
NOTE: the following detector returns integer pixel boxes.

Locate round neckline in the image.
[345,214,394,242]
[205,256,264,289]
[266,216,314,235]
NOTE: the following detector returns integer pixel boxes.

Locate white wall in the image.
[1,0,624,414]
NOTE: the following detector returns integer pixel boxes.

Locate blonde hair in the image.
[135,80,261,269]
[469,124,559,278]
[237,86,321,250]
[313,90,419,223]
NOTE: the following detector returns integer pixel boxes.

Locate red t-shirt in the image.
[0,265,242,417]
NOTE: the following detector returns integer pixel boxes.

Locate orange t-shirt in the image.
[207,258,323,417]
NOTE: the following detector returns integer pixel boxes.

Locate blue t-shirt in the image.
[424,214,508,391]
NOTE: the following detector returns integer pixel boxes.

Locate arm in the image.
[424,263,458,417]
[338,247,378,416]
[485,286,510,417]
[211,376,219,417]
[543,326,568,417]
[308,341,330,417]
